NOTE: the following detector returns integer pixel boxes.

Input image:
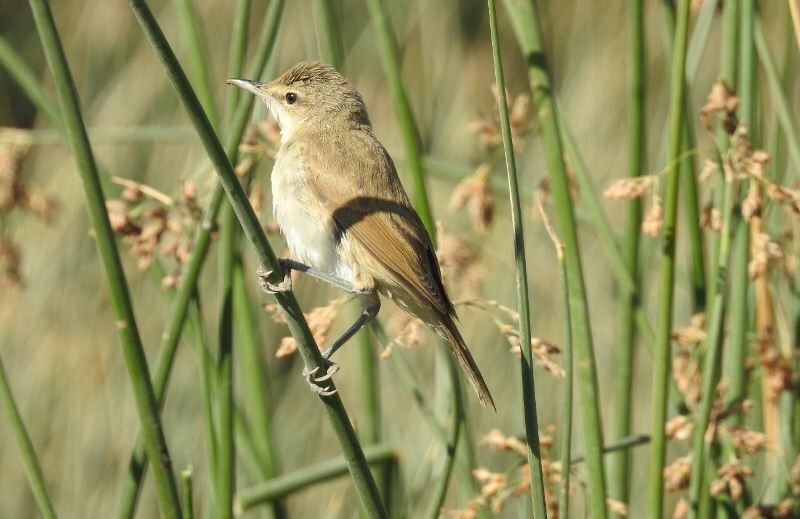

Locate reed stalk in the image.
[29,0,182,516]
[608,0,645,513]
[646,0,691,515]
[181,468,194,519]
[0,35,61,124]
[313,0,344,68]
[500,1,607,515]
[0,353,58,519]
[116,4,285,515]
[236,445,397,511]
[215,0,253,513]
[127,1,387,515]
[488,1,548,516]
[173,0,219,127]
[686,169,738,519]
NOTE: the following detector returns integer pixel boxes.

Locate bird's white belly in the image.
[272,165,354,283]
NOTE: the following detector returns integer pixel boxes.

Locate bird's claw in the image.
[301,363,340,396]
[257,265,292,294]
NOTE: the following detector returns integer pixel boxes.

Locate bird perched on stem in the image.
[227,61,495,411]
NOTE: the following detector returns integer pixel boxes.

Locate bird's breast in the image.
[271,156,355,283]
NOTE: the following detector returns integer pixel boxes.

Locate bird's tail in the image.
[437,315,496,412]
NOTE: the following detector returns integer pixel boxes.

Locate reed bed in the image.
[1,0,799,517]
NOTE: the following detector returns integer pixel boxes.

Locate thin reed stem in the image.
[214,0,253,513]
[488,0,548,516]
[127,2,387,516]
[173,0,219,126]
[313,0,344,68]
[686,171,738,519]
[28,0,182,516]
[501,1,607,515]
[0,35,61,124]
[647,0,691,516]
[0,353,58,519]
[609,0,645,512]
[115,4,285,514]
[364,0,433,235]
[181,468,194,519]
[236,445,397,511]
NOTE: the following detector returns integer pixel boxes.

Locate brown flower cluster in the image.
[450,163,494,234]
[266,297,347,358]
[710,457,753,501]
[0,143,58,288]
[106,178,201,288]
[380,310,427,359]
[469,85,531,152]
[460,299,564,376]
[446,427,562,519]
[700,80,739,133]
[436,222,485,299]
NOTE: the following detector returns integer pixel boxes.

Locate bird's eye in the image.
[285,92,298,104]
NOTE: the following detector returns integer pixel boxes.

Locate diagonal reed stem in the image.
[487,0,548,516]
[0,352,58,519]
[647,0,691,516]
[28,0,182,516]
[115,4,286,516]
[126,1,387,516]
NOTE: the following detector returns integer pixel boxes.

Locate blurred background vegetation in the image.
[0,0,798,517]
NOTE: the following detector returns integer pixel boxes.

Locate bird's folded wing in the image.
[297,135,453,318]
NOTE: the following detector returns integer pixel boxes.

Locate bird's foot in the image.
[257,264,292,294]
[301,362,340,396]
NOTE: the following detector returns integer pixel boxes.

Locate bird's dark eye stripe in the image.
[285,92,298,104]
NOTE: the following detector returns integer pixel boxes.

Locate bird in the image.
[227,61,495,411]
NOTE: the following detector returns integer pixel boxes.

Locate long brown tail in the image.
[438,316,496,412]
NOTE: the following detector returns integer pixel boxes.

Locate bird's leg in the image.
[302,293,381,396]
[280,259,372,294]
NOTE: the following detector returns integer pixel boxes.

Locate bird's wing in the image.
[295,131,453,318]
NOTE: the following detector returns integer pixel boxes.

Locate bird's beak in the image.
[225,78,267,98]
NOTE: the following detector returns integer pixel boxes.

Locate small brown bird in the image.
[227,61,495,411]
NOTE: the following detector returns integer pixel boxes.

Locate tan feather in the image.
[291,128,496,411]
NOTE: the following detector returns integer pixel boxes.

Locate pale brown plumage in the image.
[231,61,495,411]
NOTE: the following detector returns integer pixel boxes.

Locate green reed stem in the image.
[181,468,194,519]
[233,262,281,482]
[364,0,433,235]
[29,0,182,516]
[555,246,573,517]
[0,35,61,124]
[608,0,645,513]
[174,0,219,127]
[0,353,58,519]
[687,173,737,519]
[215,0,253,513]
[116,4,284,515]
[313,0,344,68]
[488,0,548,516]
[424,353,462,519]
[236,445,397,511]
[501,1,607,515]
[647,0,690,516]
[755,23,800,171]
[127,2,387,516]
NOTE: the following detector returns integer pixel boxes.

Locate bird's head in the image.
[227,61,370,140]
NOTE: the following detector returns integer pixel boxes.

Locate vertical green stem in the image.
[127,1,387,515]
[364,0,433,235]
[687,176,738,519]
[28,0,182,516]
[609,0,645,513]
[181,468,194,519]
[556,248,573,518]
[215,0,254,513]
[313,0,344,68]
[647,0,690,516]
[173,0,219,127]
[487,1,548,516]
[0,353,58,519]
[501,1,607,515]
